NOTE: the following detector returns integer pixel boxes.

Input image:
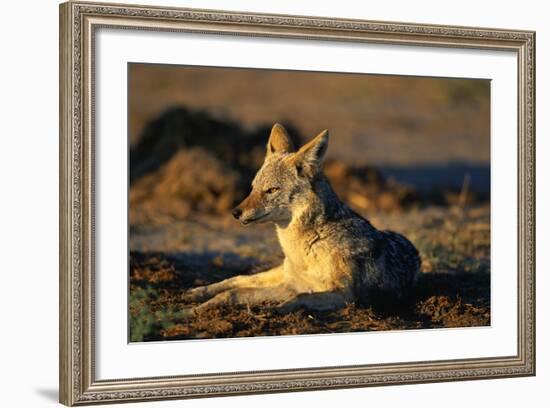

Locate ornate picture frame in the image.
[59,1,535,405]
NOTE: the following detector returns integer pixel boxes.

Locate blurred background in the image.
[129,63,490,222]
[128,63,491,341]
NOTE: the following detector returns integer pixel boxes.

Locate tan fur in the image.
[183,124,420,313]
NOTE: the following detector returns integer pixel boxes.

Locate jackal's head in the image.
[232,123,329,226]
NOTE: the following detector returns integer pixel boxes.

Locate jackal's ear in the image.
[291,129,329,178]
[267,123,294,157]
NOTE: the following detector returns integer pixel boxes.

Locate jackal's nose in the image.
[231,207,242,219]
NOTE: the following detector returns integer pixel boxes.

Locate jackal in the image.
[183,124,420,313]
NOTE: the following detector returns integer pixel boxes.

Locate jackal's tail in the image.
[377,230,421,295]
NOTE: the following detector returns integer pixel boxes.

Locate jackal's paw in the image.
[181,286,211,303]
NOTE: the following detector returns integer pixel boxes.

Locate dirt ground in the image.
[129,204,490,342]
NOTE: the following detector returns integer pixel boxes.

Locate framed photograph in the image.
[59,1,535,405]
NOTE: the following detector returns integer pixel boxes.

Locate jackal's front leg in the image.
[193,285,294,312]
[182,264,284,303]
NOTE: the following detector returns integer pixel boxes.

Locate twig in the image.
[458,172,471,207]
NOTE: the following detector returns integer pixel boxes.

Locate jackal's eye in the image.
[264,187,280,195]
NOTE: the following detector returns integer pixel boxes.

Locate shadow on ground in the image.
[34,388,58,403]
